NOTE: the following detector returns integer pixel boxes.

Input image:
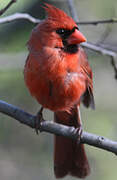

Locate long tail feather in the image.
[54,107,90,178]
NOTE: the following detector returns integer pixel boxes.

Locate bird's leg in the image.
[70,125,83,144]
[75,105,83,144]
[75,125,83,145]
[34,106,44,134]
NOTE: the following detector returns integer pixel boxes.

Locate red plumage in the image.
[24,3,94,178]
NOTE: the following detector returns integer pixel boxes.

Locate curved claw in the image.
[75,126,83,145]
[34,107,44,134]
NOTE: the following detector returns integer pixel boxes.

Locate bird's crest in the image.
[43,3,77,29]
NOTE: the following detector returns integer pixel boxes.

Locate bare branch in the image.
[82,42,117,58]
[0,0,16,16]
[97,26,112,45]
[0,0,117,25]
[67,0,79,22]
[0,100,117,155]
[77,18,117,25]
[0,12,117,27]
[0,13,40,24]
[111,57,117,79]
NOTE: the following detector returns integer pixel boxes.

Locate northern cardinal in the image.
[24,3,95,178]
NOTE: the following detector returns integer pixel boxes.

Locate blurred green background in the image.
[0,0,117,180]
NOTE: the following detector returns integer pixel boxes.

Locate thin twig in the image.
[0,0,16,16]
[0,100,117,155]
[97,26,112,45]
[0,12,117,27]
[0,13,40,24]
[67,0,79,22]
[0,0,117,25]
[77,18,117,25]
[111,57,117,79]
[82,42,117,58]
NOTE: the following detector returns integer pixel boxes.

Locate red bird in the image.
[24,3,95,179]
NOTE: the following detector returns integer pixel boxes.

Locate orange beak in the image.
[67,29,86,45]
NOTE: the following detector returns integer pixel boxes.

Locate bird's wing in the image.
[79,48,95,109]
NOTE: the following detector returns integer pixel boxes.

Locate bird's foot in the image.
[34,107,44,134]
[74,126,83,144]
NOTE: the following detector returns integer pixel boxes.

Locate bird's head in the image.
[28,3,86,54]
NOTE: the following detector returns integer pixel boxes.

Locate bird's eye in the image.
[56,29,65,35]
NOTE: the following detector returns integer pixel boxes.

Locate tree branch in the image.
[67,0,79,22]
[0,100,117,155]
[111,57,117,79]
[0,13,40,24]
[77,18,117,25]
[82,42,117,58]
[0,12,117,26]
[0,0,16,16]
